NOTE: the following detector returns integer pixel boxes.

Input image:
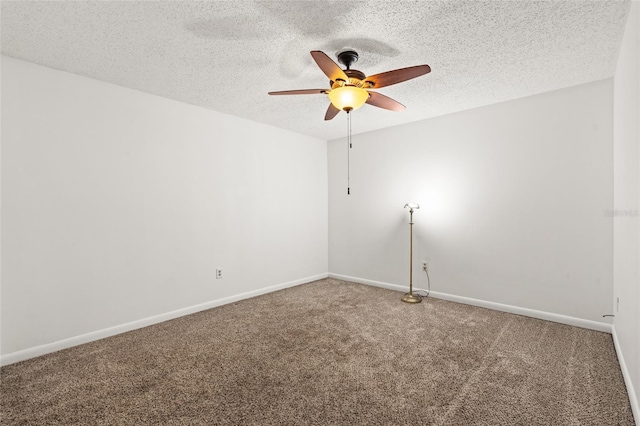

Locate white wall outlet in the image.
[216,268,223,279]
[422,261,429,271]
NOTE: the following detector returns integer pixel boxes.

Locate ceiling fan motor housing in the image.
[332,69,366,88]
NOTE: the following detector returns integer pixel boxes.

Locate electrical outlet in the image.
[216,268,223,279]
[422,261,429,271]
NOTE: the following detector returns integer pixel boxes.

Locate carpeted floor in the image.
[0,278,635,425]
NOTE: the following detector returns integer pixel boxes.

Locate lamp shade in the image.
[328,86,369,111]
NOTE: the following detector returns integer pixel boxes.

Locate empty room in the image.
[1,1,639,424]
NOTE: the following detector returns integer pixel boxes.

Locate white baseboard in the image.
[1,273,328,366]
[328,273,612,333]
[612,326,640,424]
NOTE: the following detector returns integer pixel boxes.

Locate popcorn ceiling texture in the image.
[0,1,631,140]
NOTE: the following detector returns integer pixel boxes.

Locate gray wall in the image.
[1,57,328,359]
[328,79,614,324]
[613,1,640,419]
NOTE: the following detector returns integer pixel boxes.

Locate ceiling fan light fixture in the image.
[268,50,430,119]
[328,86,369,111]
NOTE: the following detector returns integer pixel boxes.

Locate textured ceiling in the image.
[1,1,631,141]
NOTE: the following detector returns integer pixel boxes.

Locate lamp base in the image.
[401,293,422,304]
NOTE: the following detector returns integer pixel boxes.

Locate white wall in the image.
[613,0,640,419]
[329,79,613,324]
[1,56,328,360]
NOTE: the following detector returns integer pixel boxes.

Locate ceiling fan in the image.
[268,50,431,120]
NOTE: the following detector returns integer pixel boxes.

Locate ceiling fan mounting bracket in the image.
[337,50,359,70]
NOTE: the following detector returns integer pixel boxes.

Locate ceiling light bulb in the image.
[328,86,369,111]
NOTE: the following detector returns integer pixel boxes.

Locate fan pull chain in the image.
[347,110,352,195]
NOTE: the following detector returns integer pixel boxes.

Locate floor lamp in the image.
[402,203,421,304]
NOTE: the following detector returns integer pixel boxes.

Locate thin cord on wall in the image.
[415,268,431,299]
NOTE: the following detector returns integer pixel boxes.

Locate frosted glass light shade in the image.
[328,86,369,111]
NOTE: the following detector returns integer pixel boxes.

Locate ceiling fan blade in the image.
[363,65,431,89]
[366,91,405,111]
[324,103,341,121]
[310,51,348,83]
[268,89,327,95]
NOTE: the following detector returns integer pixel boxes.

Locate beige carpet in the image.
[0,278,634,425]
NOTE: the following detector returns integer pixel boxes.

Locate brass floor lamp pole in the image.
[402,203,421,304]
